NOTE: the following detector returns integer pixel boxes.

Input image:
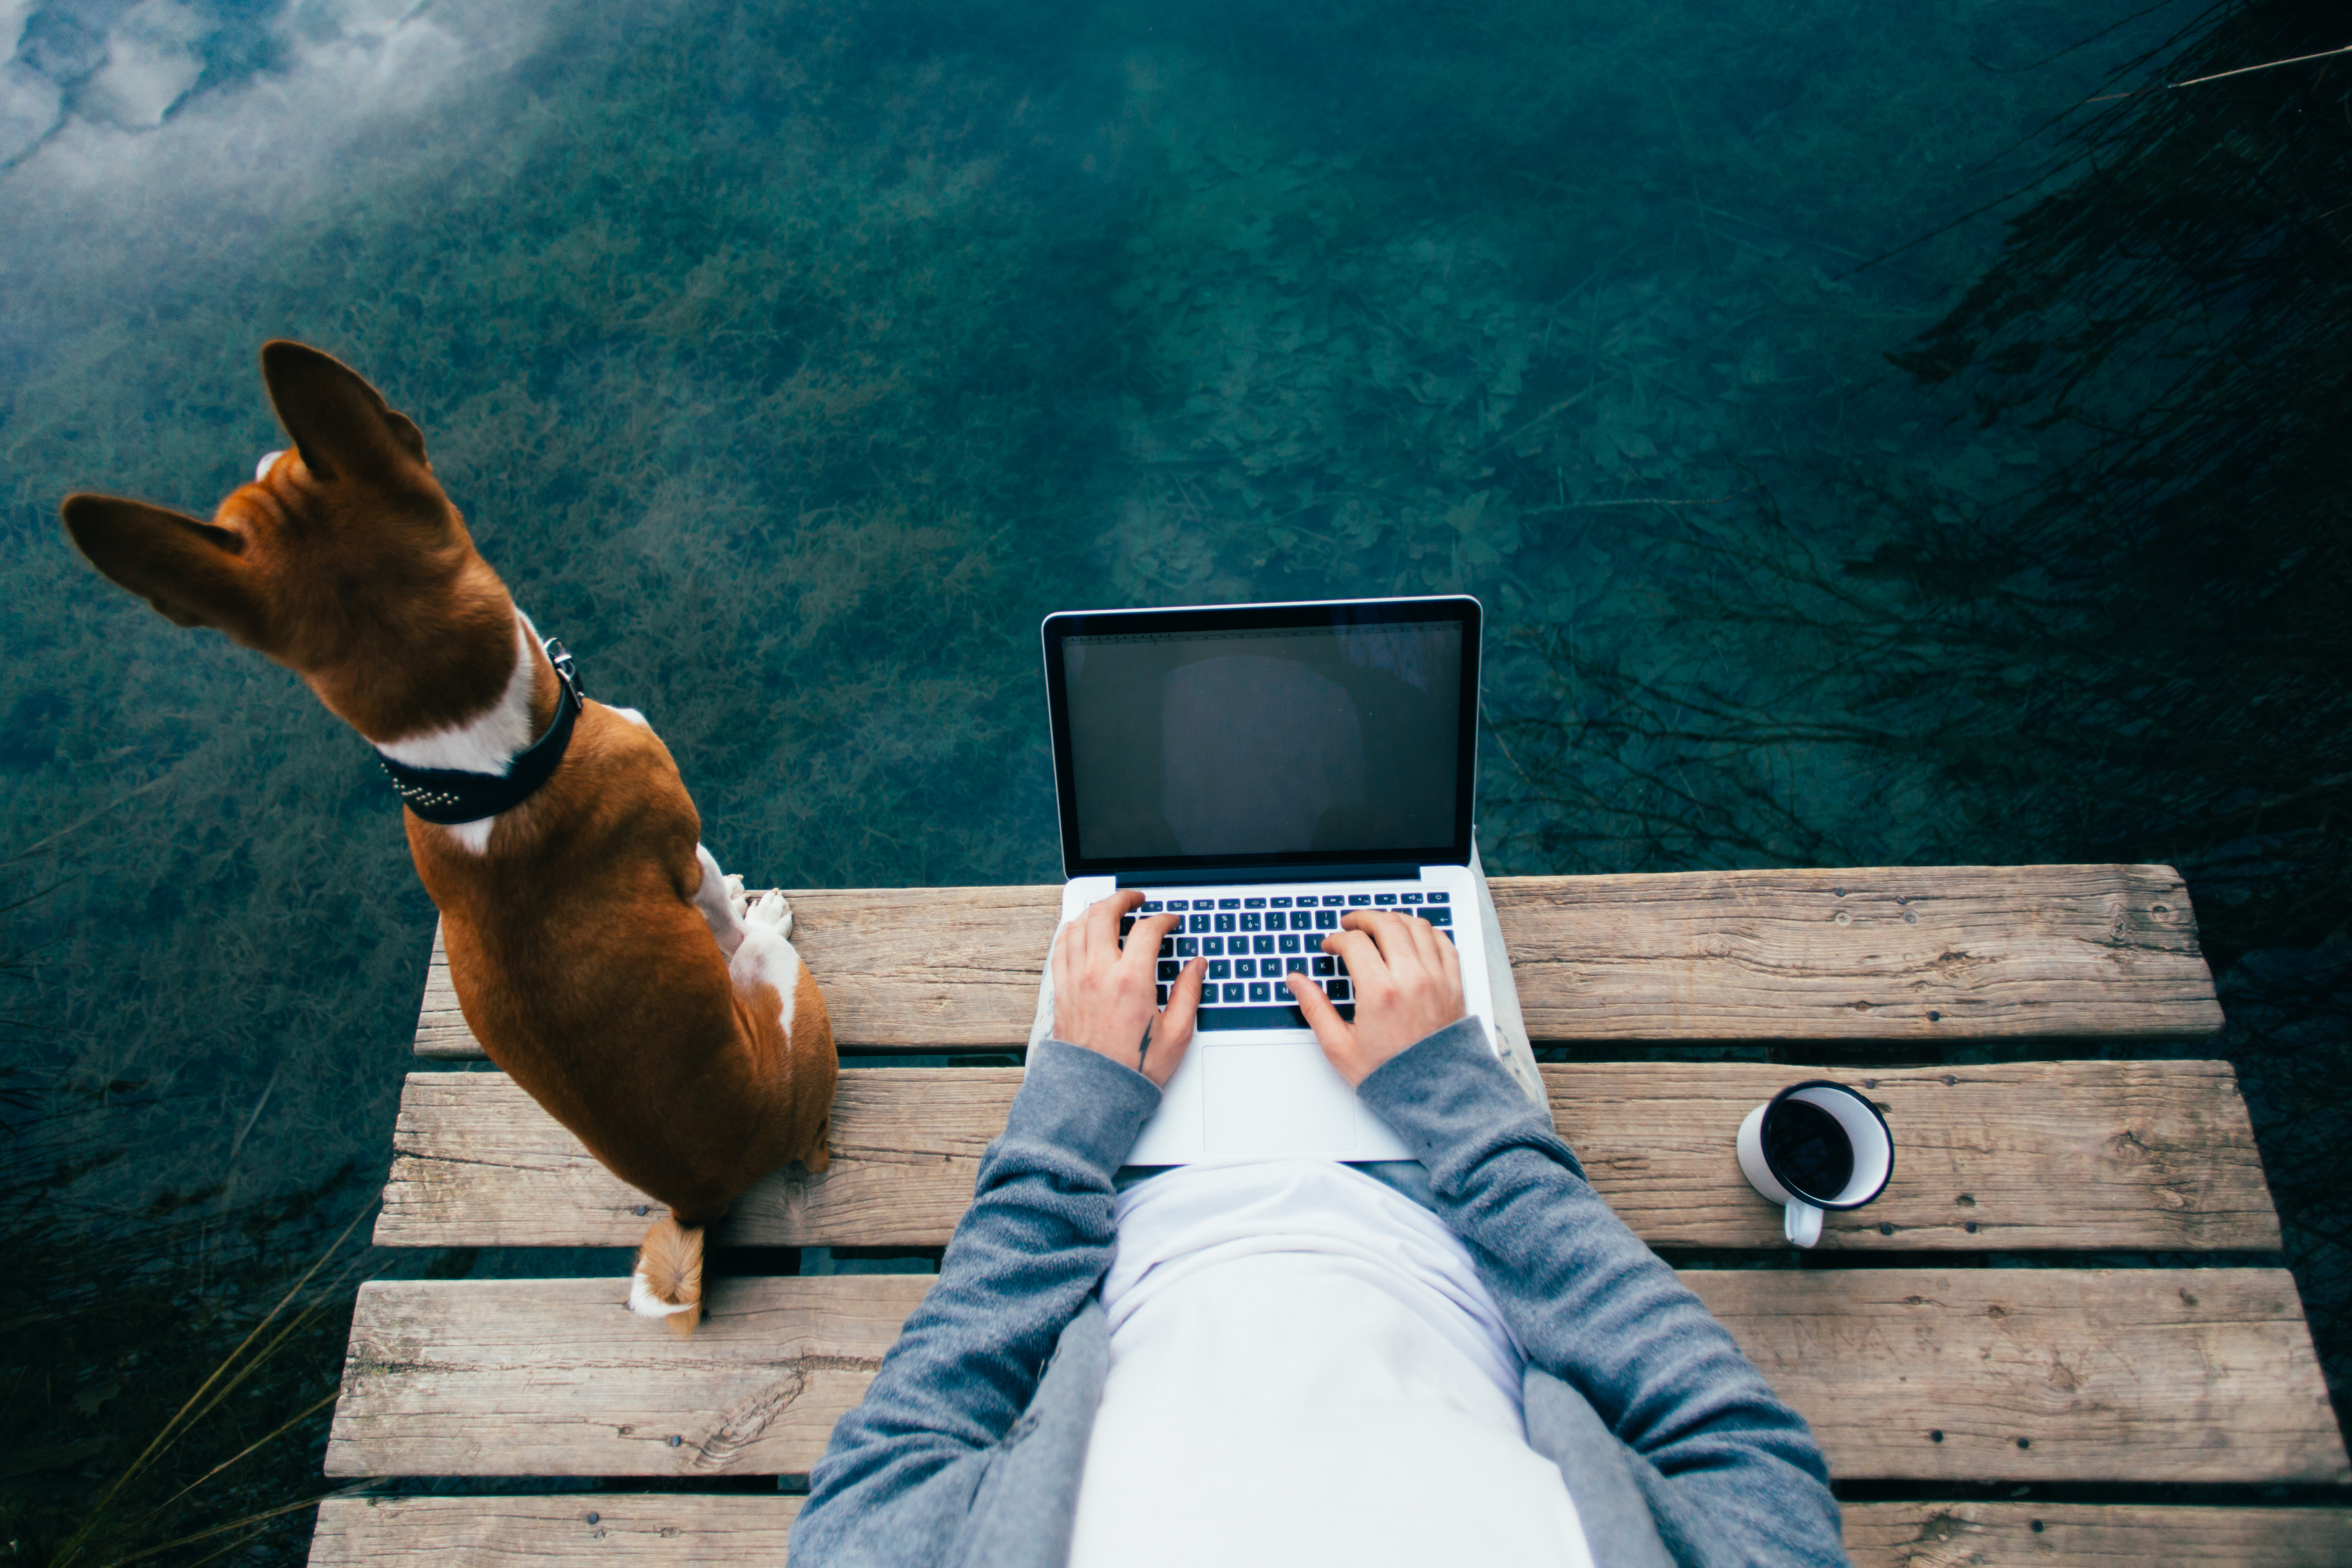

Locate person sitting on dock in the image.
[791,891,1848,1568]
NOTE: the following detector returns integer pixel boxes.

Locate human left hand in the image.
[1050,889,1204,1088]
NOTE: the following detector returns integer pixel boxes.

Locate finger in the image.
[1126,911,1179,962]
[1351,908,1422,972]
[1327,921,1390,986]
[1147,957,1208,1087]
[1087,889,1139,961]
[1405,911,1447,974]
[1286,971,1354,1063]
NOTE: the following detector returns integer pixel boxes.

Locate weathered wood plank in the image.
[322,1269,2346,1484]
[375,1060,2279,1253]
[1841,1501,2352,1567]
[413,886,1060,1057]
[309,1495,801,1566]
[412,866,2222,1057]
[309,1496,2352,1567]
[325,1275,929,1481]
[1695,1267,2344,1485]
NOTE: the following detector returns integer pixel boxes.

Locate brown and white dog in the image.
[60,340,836,1334]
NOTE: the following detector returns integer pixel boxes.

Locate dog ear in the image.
[258,339,430,487]
[61,494,271,644]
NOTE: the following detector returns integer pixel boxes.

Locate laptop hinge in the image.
[1116,861,1431,888]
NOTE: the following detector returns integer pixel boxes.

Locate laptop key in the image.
[1249,982,1271,1002]
[1208,960,1231,980]
[1315,910,1338,930]
[1323,895,1346,906]
[1249,935,1271,955]
[1141,901,1163,913]
[1401,893,1423,904]
[1279,933,1300,953]
[1235,959,1256,979]
[1219,898,1242,910]
[1374,893,1396,906]
[1215,913,1236,934]
[1222,983,1246,1003]
[1313,955,1335,977]
[1157,983,1169,1005]
[1328,978,1352,1002]
[1286,957,1309,974]
[1188,913,1210,934]
[1239,912,1261,932]
[1426,891,1449,904]
[1424,907,1452,927]
[1158,960,1180,981]
[1348,894,1372,906]
[1176,937,1198,958]
[1204,937,1224,956]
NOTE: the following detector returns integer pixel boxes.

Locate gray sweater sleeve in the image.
[1357,1019,1848,1568]
[793,1041,1158,1568]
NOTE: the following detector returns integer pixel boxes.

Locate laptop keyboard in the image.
[1116,882,1455,1032]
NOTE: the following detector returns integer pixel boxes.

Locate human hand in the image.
[1050,889,1205,1088]
[1286,909,1466,1087]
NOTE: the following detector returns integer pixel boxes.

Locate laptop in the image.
[1041,594,1501,1163]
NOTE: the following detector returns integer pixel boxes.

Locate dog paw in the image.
[745,889,794,938]
[724,872,748,919]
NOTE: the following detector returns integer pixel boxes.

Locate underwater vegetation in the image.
[1498,0,2352,1408]
[4,0,2336,1557]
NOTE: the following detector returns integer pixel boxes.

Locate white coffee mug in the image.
[1736,1080,1895,1247]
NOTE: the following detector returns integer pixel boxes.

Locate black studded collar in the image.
[376,639,584,826]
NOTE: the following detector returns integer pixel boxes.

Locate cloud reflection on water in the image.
[1,0,550,274]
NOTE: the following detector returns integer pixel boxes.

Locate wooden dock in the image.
[311,866,2352,1565]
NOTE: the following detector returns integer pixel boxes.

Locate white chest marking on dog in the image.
[376,614,539,776]
[255,449,286,482]
[372,612,554,857]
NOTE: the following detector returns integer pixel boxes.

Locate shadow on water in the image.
[1,0,2344,1556]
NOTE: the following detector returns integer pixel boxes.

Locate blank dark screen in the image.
[1063,622,1463,862]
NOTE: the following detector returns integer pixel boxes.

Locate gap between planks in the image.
[307,1496,2352,1567]
[411,866,2223,1056]
[322,1269,2348,1487]
[376,1060,2280,1252]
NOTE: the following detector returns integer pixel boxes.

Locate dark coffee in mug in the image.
[1764,1099,1853,1201]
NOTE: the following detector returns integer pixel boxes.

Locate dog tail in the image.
[629,1215,703,1338]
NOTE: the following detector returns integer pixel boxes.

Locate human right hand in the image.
[1286,909,1467,1087]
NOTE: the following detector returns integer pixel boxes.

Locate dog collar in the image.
[375,638,585,825]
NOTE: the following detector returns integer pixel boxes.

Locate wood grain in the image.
[411,867,2222,1056]
[308,1497,2352,1567]
[1686,1267,2345,1485]
[1840,1501,2352,1567]
[309,1495,801,1567]
[322,1269,2346,1485]
[375,1060,2279,1252]
[325,1275,931,1481]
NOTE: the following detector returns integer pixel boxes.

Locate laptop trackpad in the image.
[1202,1041,1359,1154]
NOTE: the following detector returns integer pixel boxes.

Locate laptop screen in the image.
[1042,597,1481,878]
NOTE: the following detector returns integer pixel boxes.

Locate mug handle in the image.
[1785,1201,1823,1248]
